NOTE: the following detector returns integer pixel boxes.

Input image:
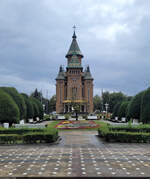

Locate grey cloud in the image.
[0,0,150,97]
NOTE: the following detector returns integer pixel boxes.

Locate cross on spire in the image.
[73,25,76,31]
[72,25,77,39]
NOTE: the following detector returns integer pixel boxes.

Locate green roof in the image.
[66,31,83,58]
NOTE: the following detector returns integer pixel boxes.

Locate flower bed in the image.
[55,120,99,129]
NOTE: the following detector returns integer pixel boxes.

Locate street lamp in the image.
[71,103,79,121]
[105,103,109,117]
[43,104,45,115]
[71,106,74,111]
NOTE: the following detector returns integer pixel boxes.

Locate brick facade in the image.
[56,31,93,114]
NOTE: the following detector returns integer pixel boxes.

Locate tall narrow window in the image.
[60,85,62,103]
[72,87,77,99]
[82,87,84,97]
[88,88,90,102]
[65,82,67,99]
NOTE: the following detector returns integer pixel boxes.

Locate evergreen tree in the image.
[127,91,145,121]
[30,97,43,119]
[141,88,150,123]
[31,88,42,101]
[118,101,130,119]
[0,87,26,120]
[30,98,39,120]
[33,97,43,119]
[109,92,127,113]
[112,102,121,119]
[93,95,101,111]
[0,90,20,125]
[49,95,56,113]
[21,93,34,120]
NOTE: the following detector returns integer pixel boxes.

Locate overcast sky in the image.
[0,0,150,98]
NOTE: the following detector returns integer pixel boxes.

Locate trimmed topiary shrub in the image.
[118,101,130,120]
[141,88,150,124]
[98,123,150,143]
[127,91,145,122]
[29,97,39,120]
[112,102,121,119]
[31,97,43,120]
[0,134,20,144]
[0,90,20,125]
[0,127,59,144]
[98,124,150,143]
[0,87,26,120]
[21,94,34,121]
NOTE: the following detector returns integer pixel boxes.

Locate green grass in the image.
[94,120,108,126]
[47,121,60,128]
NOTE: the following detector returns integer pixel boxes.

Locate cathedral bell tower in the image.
[56,28,93,114]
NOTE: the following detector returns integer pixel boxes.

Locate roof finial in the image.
[59,65,63,72]
[73,25,76,30]
[87,65,90,72]
[72,25,77,39]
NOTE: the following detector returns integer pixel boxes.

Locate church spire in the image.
[66,26,83,58]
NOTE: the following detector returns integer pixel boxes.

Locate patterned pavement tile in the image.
[0,130,150,177]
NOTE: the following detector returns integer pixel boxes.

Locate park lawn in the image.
[94,120,108,126]
[47,121,60,128]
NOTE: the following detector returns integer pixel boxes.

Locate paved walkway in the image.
[0,130,150,177]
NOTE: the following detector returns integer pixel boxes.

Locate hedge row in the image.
[23,132,58,143]
[98,124,150,143]
[0,131,58,144]
[0,127,58,144]
[0,128,44,135]
[108,126,150,133]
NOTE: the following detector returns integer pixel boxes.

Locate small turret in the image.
[84,65,93,80]
[56,65,65,80]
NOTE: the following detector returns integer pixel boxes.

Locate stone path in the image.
[0,130,150,177]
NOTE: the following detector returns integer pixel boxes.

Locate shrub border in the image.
[98,124,150,143]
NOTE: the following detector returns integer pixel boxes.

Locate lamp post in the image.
[71,103,79,121]
[43,104,45,115]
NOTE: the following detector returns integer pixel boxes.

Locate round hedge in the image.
[0,87,26,120]
[33,98,43,119]
[21,94,34,120]
[112,102,121,119]
[0,90,20,125]
[30,97,39,120]
[127,91,145,121]
[141,88,150,124]
[118,101,130,119]
[30,97,43,119]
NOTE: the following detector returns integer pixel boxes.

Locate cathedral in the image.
[56,29,94,114]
